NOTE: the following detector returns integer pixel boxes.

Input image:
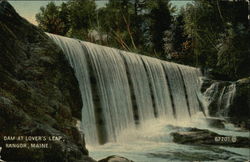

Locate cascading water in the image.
[178,64,203,115]
[47,34,249,162]
[47,34,98,145]
[219,83,236,116]
[161,62,191,120]
[204,82,236,117]
[224,84,236,115]
[121,51,155,123]
[140,56,173,120]
[81,42,135,144]
[47,33,204,145]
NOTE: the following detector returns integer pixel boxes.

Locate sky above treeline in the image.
[9,0,192,25]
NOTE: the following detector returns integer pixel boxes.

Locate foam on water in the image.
[88,116,249,161]
[47,33,249,161]
[48,33,204,144]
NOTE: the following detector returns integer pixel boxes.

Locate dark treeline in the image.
[36,0,249,80]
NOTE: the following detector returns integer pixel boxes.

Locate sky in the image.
[9,0,191,25]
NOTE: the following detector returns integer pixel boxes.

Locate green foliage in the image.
[36,0,174,57]
[183,0,224,67]
[66,0,96,38]
[182,0,249,80]
[147,0,173,55]
[36,0,96,39]
[217,25,250,80]
[36,2,70,35]
[163,10,194,65]
[96,0,174,57]
[96,0,135,50]
[35,0,249,80]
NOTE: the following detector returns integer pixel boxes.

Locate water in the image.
[141,56,173,120]
[121,52,155,123]
[205,82,220,105]
[47,34,99,145]
[204,82,237,117]
[82,42,135,143]
[88,117,250,162]
[223,84,236,116]
[162,62,191,120]
[178,64,206,115]
[47,33,249,161]
[48,33,203,143]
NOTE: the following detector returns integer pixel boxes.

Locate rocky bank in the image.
[201,76,250,130]
[99,156,134,162]
[0,1,95,161]
[171,127,250,148]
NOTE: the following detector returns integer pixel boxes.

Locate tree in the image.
[96,0,136,51]
[36,2,70,35]
[217,25,250,80]
[36,0,96,39]
[182,0,249,80]
[66,0,96,39]
[97,0,174,57]
[183,0,224,67]
[147,0,173,56]
[163,9,194,65]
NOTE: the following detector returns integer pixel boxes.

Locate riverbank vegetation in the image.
[36,0,249,80]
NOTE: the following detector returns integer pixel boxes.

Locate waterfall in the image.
[121,52,155,123]
[178,64,203,115]
[141,56,173,120]
[162,62,190,119]
[224,84,236,115]
[47,33,204,145]
[81,42,135,144]
[204,82,236,117]
[47,34,99,145]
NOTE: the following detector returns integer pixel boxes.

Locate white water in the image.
[204,82,236,117]
[121,52,155,122]
[47,34,98,145]
[178,64,203,115]
[204,82,220,104]
[48,33,204,144]
[82,42,135,143]
[47,33,249,161]
[141,56,173,120]
[162,62,191,120]
[88,116,249,162]
[223,84,236,116]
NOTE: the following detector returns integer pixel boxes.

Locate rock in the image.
[227,118,250,130]
[148,147,246,161]
[205,117,225,129]
[200,77,216,93]
[229,77,250,119]
[0,1,94,161]
[99,155,134,162]
[170,128,250,148]
[237,77,250,84]
[202,80,233,116]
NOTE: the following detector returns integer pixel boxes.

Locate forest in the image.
[36,0,249,81]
